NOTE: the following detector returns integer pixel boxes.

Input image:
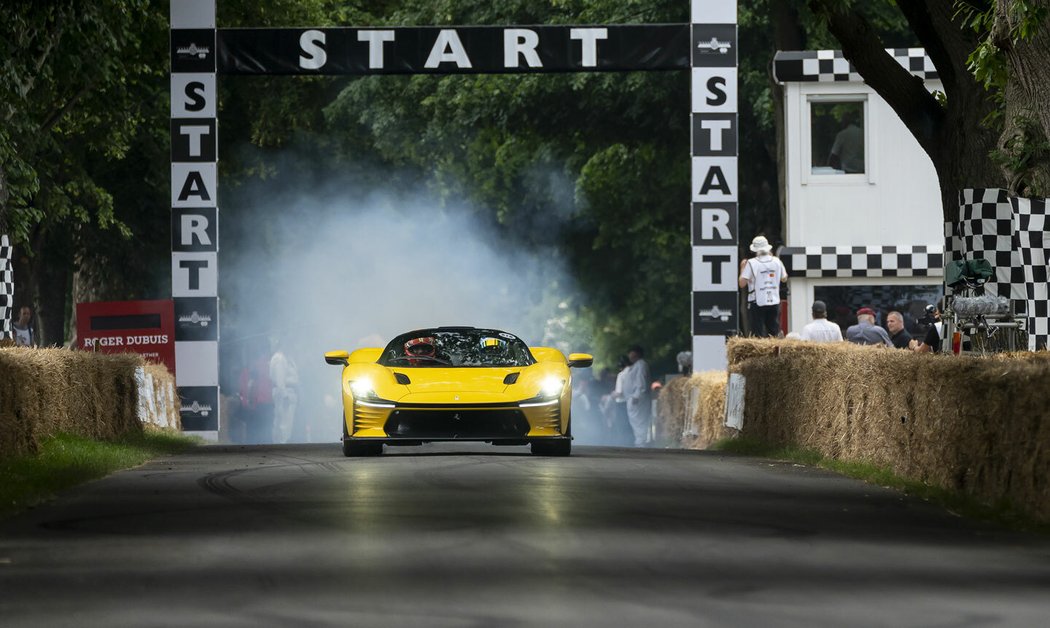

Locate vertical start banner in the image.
[690,0,738,370]
[171,0,220,435]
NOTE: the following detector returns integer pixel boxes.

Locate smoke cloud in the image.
[220,164,594,444]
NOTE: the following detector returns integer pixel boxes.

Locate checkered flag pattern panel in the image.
[1,234,12,338]
[781,245,943,279]
[774,48,939,83]
[947,189,1050,351]
[947,188,1021,300]
[1014,196,1050,350]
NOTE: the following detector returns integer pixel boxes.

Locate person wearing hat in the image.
[845,307,892,346]
[799,300,843,343]
[738,235,788,337]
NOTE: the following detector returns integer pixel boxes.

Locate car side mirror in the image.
[567,353,593,368]
[324,350,349,366]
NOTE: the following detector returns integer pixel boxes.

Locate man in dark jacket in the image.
[886,311,912,349]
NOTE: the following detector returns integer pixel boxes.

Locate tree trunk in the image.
[34,254,68,347]
[993,0,1050,196]
[771,0,807,236]
[813,0,1005,224]
[23,225,73,347]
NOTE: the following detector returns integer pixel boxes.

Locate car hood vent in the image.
[394,372,411,385]
[503,372,520,385]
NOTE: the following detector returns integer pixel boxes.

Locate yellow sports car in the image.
[324,326,592,457]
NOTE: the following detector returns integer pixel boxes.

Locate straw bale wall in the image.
[654,371,731,449]
[0,348,180,459]
[725,337,1050,521]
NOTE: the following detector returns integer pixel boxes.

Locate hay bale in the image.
[692,371,730,449]
[142,363,181,432]
[0,348,146,458]
[653,371,730,449]
[654,376,693,445]
[728,338,1050,522]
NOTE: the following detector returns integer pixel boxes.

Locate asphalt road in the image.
[1,443,1049,627]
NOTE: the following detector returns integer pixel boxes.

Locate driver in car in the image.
[480,337,507,364]
[404,337,439,365]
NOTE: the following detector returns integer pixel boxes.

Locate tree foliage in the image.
[8,0,1043,367]
[807,0,1050,210]
[221,0,693,371]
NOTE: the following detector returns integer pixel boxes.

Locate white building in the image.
[774,49,944,336]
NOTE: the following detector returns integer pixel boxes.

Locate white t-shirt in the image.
[622,359,650,402]
[613,368,628,404]
[269,351,299,390]
[740,255,787,306]
[800,318,843,343]
[13,324,32,347]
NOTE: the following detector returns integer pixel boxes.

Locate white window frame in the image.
[800,92,875,186]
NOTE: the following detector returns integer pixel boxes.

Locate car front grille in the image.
[531,403,562,432]
[353,403,389,433]
[383,408,531,439]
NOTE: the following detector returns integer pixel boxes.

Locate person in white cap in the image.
[738,235,788,337]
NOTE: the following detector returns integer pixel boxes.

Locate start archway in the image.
[169,0,739,436]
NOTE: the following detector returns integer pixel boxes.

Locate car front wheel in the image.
[530,438,571,457]
[342,416,383,457]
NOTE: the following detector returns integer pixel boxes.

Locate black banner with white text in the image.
[216,25,690,75]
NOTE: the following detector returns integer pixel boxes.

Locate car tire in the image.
[343,441,383,457]
[531,438,571,457]
[342,416,383,457]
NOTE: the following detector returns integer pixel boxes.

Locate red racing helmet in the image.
[404,337,437,365]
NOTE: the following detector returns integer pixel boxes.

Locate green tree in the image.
[807,0,1050,220]
[0,0,168,344]
[220,0,694,372]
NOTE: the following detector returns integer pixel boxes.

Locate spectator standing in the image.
[599,356,632,446]
[244,347,275,443]
[846,307,892,346]
[828,111,864,173]
[886,311,912,349]
[799,300,843,343]
[12,305,36,347]
[269,339,299,444]
[738,235,788,337]
[622,345,652,447]
[909,303,944,353]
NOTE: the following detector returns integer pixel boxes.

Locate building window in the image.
[814,284,941,336]
[810,100,865,175]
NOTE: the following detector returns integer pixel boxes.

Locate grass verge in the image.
[0,431,198,519]
[713,436,1050,535]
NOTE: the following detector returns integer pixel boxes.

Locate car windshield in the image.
[379,328,535,368]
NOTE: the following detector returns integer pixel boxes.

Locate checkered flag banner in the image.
[773,48,938,83]
[0,234,12,338]
[781,245,943,279]
[947,189,1050,350]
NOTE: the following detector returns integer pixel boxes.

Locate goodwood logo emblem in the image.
[181,401,212,416]
[176,43,210,59]
[696,38,732,54]
[698,305,732,322]
[178,311,211,327]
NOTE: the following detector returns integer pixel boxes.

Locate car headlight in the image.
[347,378,396,408]
[539,376,565,398]
[349,378,376,399]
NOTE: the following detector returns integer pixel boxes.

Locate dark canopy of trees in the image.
[1,0,1046,371]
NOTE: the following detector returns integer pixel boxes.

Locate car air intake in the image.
[384,409,530,439]
[394,373,411,385]
[503,372,520,385]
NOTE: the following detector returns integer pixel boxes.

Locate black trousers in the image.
[747,302,781,338]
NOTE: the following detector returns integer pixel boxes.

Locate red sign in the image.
[76,300,176,375]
